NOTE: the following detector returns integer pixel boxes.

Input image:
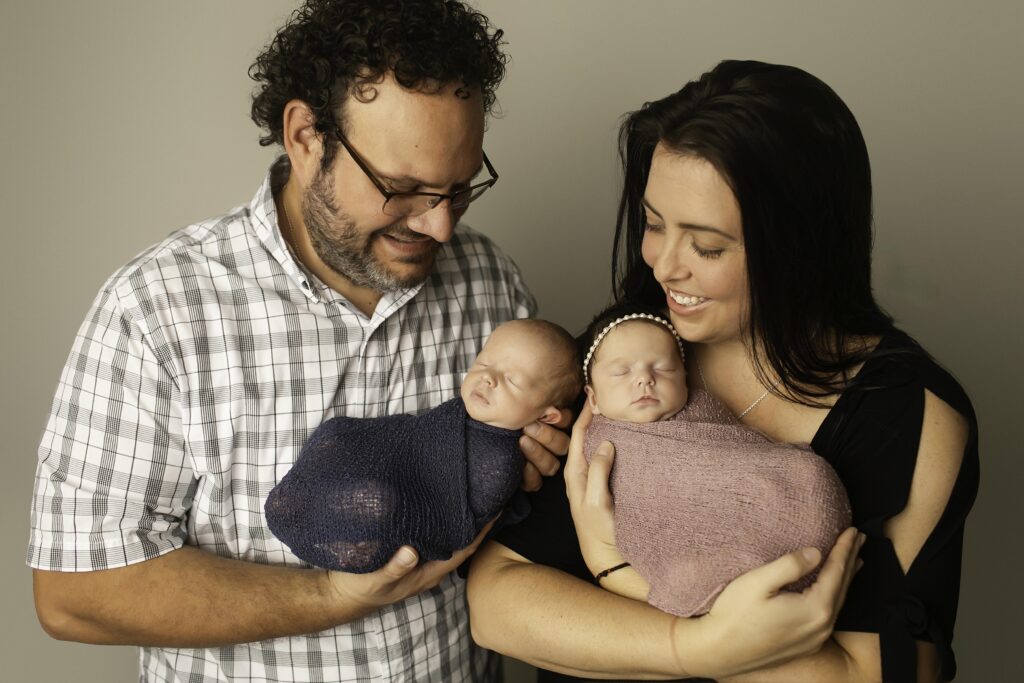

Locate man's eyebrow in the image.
[381,161,485,190]
[642,198,737,241]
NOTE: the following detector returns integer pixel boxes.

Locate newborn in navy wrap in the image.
[266,397,525,571]
[266,319,581,573]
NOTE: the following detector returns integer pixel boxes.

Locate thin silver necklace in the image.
[695,359,773,420]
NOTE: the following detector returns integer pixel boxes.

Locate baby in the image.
[266,318,581,573]
[582,307,851,617]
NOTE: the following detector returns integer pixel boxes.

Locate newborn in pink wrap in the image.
[582,312,851,617]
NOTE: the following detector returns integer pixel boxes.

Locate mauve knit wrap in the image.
[585,387,851,617]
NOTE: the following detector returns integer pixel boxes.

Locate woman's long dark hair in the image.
[612,60,899,404]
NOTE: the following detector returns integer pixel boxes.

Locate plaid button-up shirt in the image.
[27,164,535,682]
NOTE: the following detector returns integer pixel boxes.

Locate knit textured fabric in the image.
[585,387,851,617]
[266,397,522,573]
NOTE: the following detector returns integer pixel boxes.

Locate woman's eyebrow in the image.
[642,198,737,241]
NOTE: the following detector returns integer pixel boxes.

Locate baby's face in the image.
[586,321,688,423]
[460,325,558,430]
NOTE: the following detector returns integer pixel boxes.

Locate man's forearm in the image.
[33,546,369,647]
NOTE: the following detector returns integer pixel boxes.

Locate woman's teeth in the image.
[670,292,708,307]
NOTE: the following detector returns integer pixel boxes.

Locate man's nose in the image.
[405,201,455,243]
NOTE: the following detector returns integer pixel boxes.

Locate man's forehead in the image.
[340,74,486,185]
[342,74,484,132]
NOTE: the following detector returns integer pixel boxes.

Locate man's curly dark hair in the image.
[249,0,507,160]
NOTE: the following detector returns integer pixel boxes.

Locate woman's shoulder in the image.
[852,330,975,421]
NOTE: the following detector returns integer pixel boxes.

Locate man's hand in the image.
[518,408,572,491]
[327,519,497,613]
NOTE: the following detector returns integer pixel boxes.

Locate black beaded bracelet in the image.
[594,561,631,583]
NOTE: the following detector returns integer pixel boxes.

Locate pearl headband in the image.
[582,313,685,385]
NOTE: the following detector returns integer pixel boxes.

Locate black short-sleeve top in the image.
[492,332,979,683]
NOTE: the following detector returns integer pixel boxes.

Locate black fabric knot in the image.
[888,594,930,637]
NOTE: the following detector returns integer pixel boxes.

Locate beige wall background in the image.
[2,1,1020,680]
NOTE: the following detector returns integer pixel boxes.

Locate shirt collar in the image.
[248,156,427,315]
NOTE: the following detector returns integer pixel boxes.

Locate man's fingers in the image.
[379,545,419,582]
[523,420,570,457]
[519,433,560,477]
[469,518,498,549]
[520,461,542,491]
[424,519,498,576]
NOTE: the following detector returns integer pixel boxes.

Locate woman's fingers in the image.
[829,528,866,614]
[564,403,594,502]
[584,441,616,507]
[804,527,860,605]
[735,545,825,597]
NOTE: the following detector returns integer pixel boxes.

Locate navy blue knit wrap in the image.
[265,397,523,573]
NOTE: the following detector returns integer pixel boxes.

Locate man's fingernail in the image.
[398,548,417,566]
[801,547,821,563]
[597,441,613,456]
[523,423,539,437]
[519,435,534,451]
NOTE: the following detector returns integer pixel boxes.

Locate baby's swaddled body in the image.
[585,387,851,617]
[266,397,522,573]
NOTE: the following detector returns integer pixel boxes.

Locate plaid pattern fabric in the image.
[28,165,535,682]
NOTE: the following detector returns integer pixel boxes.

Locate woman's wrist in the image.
[593,561,630,583]
[594,563,650,602]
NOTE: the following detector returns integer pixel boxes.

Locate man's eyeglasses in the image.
[333,127,498,218]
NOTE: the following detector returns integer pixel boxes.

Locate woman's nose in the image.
[651,235,691,284]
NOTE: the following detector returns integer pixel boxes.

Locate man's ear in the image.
[282,99,325,186]
[584,385,601,415]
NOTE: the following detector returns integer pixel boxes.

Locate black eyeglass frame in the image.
[332,126,499,217]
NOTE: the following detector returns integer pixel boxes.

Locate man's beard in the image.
[302,166,439,294]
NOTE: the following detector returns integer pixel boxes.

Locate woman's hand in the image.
[680,527,867,678]
[565,403,650,601]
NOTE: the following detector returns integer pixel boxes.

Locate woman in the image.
[467,60,978,682]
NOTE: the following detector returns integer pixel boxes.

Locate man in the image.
[28,1,567,681]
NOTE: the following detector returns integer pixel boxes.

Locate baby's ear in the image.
[584,385,601,415]
[538,406,562,425]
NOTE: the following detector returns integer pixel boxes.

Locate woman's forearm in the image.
[468,545,874,683]
[469,531,863,681]
[717,639,863,683]
[467,543,689,680]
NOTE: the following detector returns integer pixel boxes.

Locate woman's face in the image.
[641,146,748,345]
